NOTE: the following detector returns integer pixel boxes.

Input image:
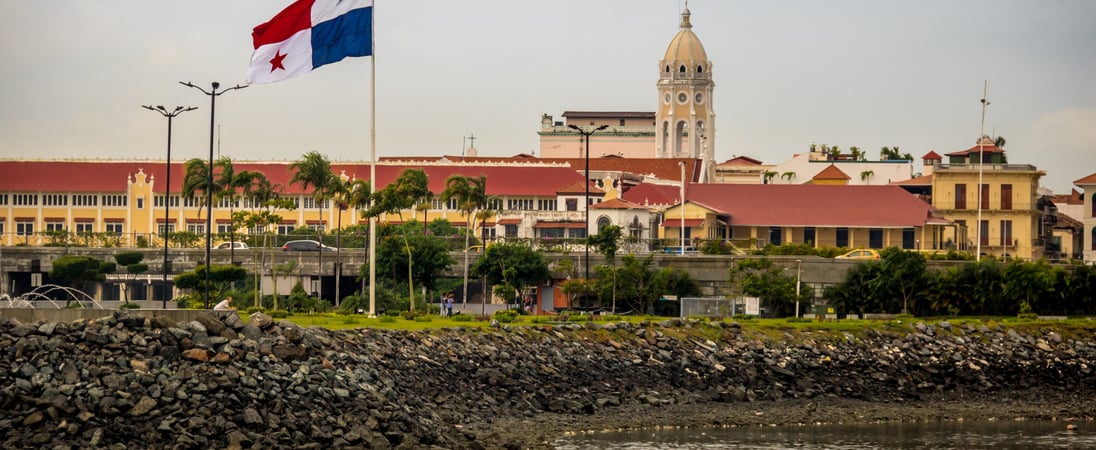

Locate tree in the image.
[588,224,622,312]
[113,251,148,304]
[730,258,804,317]
[849,146,864,161]
[174,264,248,306]
[994,136,1006,148]
[441,173,491,306]
[781,172,796,181]
[181,158,213,220]
[875,248,927,314]
[471,242,549,308]
[879,146,911,161]
[365,169,434,308]
[289,151,337,300]
[859,170,874,182]
[49,255,114,305]
[214,156,263,256]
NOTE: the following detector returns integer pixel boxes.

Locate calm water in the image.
[554,421,1092,449]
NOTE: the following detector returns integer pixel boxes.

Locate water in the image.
[554,421,1091,449]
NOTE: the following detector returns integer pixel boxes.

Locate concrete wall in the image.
[0,307,236,324]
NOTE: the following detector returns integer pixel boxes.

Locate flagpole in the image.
[368,1,378,318]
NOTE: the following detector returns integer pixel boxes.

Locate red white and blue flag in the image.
[247,0,373,84]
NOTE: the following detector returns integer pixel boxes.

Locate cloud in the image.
[1029,107,1096,191]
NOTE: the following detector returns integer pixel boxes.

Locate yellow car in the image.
[835,249,881,260]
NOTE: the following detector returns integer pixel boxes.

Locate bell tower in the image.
[656,4,715,182]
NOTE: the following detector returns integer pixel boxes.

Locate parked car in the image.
[214,241,248,249]
[835,249,881,260]
[282,240,337,252]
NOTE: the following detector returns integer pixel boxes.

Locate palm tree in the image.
[994,136,1006,148]
[860,170,874,183]
[214,156,262,262]
[441,174,490,306]
[289,151,337,301]
[181,158,213,222]
[364,169,433,309]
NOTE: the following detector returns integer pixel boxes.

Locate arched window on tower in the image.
[679,65,686,73]
[665,65,671,73]
[696,65,704,73]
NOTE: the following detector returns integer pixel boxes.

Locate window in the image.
[158,224,176,236]
[902,228,915,249]
[0,222,5,235]
[102,194,127,207]
[45,221,65,232]
[277,224,295,235]
[184,197,201,208]
[679,65,686,73]
[569,228,586,239]
[187,223,205,234]
[803,227,816,246]
[137,197,144,209]
[836,228,849,248]
[980,184,989,210]
[16,221,34,236]
[537,199,557,211]
[979,220,989,246]
[76,222,94,234]
[1092,227,1096,251]
[868,229,884,249]
[596,216,611,231]
[538,228,565,239]
[217,224,233,234]
[1000,184,1012,210]
[1000,220,1013,247]
[696,65,704,73]
[14,194,38,206]
[565,199,578,211]
[619,119,625,126]
[73,194,97,206]
[505,224,518,238]
[307,223,325,232]
[769,227,782,246]
[0,193,7,205]
[43,194,68,206]
[106,222,124,235]
[507,198,533,210]
[954,184,967,209]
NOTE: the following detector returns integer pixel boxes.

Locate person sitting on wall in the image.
[213,296,236,311]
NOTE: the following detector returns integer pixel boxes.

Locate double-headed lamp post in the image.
[180,81,247,309]
[143,105,197,309]
[567,124,609,281]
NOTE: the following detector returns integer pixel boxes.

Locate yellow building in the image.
[929,136,1046,260]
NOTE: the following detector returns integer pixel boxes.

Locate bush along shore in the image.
[2,312,1095,449]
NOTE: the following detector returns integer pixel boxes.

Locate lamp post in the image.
[795,259,802,318]
[180,81,247,309]
[567,124,608,281]
[143,105,197,309]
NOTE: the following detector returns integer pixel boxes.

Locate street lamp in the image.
[180,81,247,309]
[567,124,609,281]
[143,105,197,309]
[795,259,802,318]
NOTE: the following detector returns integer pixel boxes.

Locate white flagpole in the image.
[368,1,378,317]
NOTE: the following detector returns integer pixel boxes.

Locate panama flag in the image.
[247,0,373,84]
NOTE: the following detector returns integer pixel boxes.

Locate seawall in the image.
[2,312,1094,448]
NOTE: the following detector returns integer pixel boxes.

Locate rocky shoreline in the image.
[1,312,1094,449]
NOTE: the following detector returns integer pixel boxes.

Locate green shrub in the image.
[494,310,518,323]
[413,315,432,323]
[452,314,473,322]
[119,302,140,310]
[269,310,289,319]
[379,315,397,323]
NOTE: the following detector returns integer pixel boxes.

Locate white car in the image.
[215,241,248,250]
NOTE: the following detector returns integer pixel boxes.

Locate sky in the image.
[1,0,1094,193]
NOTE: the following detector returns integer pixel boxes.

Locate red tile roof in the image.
[718,156,763,166]
[561,111,655,119]
[621,183,680,206]
[1074,172,1096,185]
[684,184,942,227]
[921,151,943,161]
[0,160,591,197]
[590,198,644,210]
[556,180,603,195]
[382,155,703,183]
[945,143,1005,157]
[891,174,934,186]
[812,164,851,180]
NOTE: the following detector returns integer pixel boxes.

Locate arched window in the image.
[597,216,612,231]
[665,65,670,73]
[679,65,686,73]
[696,65,704,73]
[1091,227,1096,251]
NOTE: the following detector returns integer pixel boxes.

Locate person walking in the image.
[446,293,454,317]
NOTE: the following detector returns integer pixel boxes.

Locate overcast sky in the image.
[1,0,1093,193]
